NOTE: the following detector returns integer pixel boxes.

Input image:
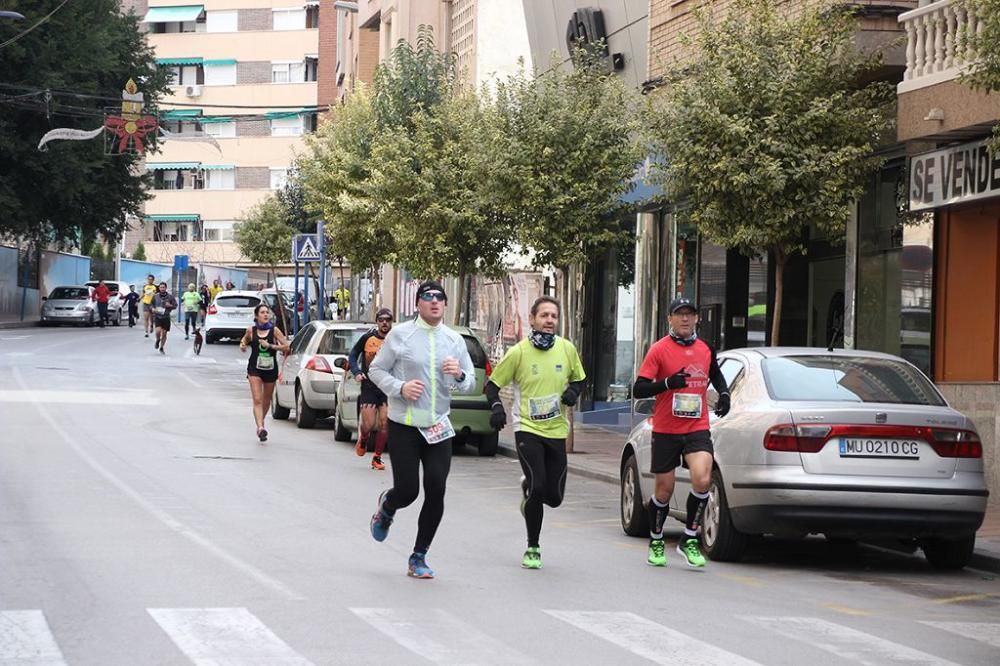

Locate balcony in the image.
[897,0,1000,142]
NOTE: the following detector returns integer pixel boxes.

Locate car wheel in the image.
[206,333,216,344]
[922,535,975,570]
[702,469,749,562]
[477,432,499,457]
[295,385,317,429]
[271,392,290,420]
[333,406,352,442]
[620,452,649,537]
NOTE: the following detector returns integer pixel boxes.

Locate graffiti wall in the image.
[120,259,172,288]
[40,251,91,298]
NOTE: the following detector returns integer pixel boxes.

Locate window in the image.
[203,221,235,242]
[206,10,237,32]
[305,3,319,28]
[317,329,367,355]
[150,18,206,34]
[270,117,302,137]
[305,56,318,82]
[153,169,203,191]
[271,61,305,84]
[161,120,200,136]
[216,296,261,309]
[272,8,306,30]
[761,356,945,406]
[269,168,289,190]
[205,169,235,190]
[462,335,488,369]
[165,65,204,86]
[290,323,317,352]
[202,121,236,138]
[720,359,745,392]
[204,64,237,86]
[49,287,90,300]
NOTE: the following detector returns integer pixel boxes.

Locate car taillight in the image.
[305,356,333,374]
[763,424,983,458]
[208,304,217,315]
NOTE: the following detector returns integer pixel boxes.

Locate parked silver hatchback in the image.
[619,347,988,569]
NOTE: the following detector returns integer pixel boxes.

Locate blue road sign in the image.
[293,234,320,262]
[173,255,189,270]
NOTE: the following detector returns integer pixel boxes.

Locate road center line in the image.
[11,365,305,601]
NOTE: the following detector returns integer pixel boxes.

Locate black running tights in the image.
[516,431,567,548]
[383,420,452,554]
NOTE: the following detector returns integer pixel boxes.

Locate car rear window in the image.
[462,335,487,369]
[50,287,89,299]
[216,296,260,308]
[317,329,366,355]
[761,355,945,406]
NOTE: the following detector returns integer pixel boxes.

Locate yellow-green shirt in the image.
[489,337,585,439]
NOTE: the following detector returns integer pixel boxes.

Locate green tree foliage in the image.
[962,0,1000,152]
[371,26,457,132]
[276,161,320,234]
[0,0,172,245]
[234,197,294,280]
[132,241,147,261]
[649,0,894,344]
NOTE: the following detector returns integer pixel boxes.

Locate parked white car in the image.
[204,291,261,344]
[619,347,988,569]
[271,321,371,428]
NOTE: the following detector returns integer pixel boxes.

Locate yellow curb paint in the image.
[821,604,872,617]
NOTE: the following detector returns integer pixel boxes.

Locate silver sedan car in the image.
[619,347,988,569]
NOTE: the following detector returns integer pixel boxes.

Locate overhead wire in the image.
[0,0,73,50]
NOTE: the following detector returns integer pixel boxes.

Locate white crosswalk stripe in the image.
[741,617,961,666]
[920,621,1000,650]
[0,610,68,665]
[350,608,534,665]
[545,610,762,666]
[147,608,313,666]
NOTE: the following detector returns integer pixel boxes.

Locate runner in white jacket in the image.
[367,280,475,579]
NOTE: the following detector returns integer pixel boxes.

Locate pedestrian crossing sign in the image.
[293,234,321,262]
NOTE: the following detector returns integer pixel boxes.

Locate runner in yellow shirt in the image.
[141,274,157,338]
[485,296,586,570]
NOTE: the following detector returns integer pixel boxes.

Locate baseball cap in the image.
[188,283,196,290]
[415,280,447,303]
[376,307,394,320]
[669,297,697,314]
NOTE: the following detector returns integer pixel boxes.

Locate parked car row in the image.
[40,281,131,327]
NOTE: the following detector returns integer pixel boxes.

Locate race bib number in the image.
[528,394,561,421]
[419,416,455,444]
[672,393,702,419]
[256,353,274,371]
[154,306,166,315]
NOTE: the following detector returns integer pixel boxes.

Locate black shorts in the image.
[154,316,171,331]
[359,381,387,407]
[650,430,714,474]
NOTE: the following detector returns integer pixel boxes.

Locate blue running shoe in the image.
[370,490,393,542]
[407,552,434,579]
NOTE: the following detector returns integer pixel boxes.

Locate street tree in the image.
[372,90,514,323]
[648,0,894,344]
[371,26,457,132]
[962,0,1000,152]
[490,55,646,336]
[234,197,294,283]
[133,241,147,261]
[0,0,172,245]
[276,162,321,234]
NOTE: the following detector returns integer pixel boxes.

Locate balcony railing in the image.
[899,0,986,93]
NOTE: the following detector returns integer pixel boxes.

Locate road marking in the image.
[545,610,761,666]
[0,610,68,665]
[718,573,766,588]
[0,389,157,405]
[11,366,305,601]
[350,608,534,665]
[931,593,997,605]
[148,608,312,665]
[921,621,1000,649]
[177,372,203,389]
[741,617,960,665]
[821,603,872,617]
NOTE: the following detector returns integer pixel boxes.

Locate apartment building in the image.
[127,1,320,265]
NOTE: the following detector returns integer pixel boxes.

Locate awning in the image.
[203,58,237,66]
[144,214,201,222]
[304,1,320,6]
[156,57,203,66]
[146,162,200,170]
[143,5,204,23]
[200,164,235,171]
[198,116,233,124]
[160,109,203,120]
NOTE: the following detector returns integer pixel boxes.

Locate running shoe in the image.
[258,427,268,443]
[153,338,159,350]
[521,547,542,570]
[647,538,667,567]
[677,537,707,568]
[145,333,149,338]
[370,489,393,542]
[407,552,434,579]
[519,475,528,517]
[355,437,366,457]
[159,347,165,355]
[371,455,385,471]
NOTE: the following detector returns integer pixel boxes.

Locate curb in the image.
[969,550,1000,575]
[0,321,38,330]
[497,439,619,486]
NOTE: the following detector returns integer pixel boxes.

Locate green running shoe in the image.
[521,547,542,570]
[677,537,707,568]
[647,538,666,567]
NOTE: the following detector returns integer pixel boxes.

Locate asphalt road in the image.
[1,325,999,665]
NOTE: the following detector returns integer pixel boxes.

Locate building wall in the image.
[899,80,1000,142]
[317,0,338,107]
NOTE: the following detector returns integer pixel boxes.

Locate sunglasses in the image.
[418,292,446,302]
[377,316,392,322]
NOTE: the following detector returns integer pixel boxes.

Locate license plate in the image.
[839,438,920,459]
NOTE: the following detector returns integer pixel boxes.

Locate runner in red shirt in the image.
[632,298,730,568]
[91,280,111,328]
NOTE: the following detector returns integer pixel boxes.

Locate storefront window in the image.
[747,256,768,346]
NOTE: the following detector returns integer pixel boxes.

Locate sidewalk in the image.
[498,422,1000,573]
[0,314,39,329]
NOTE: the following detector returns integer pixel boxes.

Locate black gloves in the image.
[561,385,580,406]
[715,392,731,417]
[489,403,507,430]
[666,371,690,390]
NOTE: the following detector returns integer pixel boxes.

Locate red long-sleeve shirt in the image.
[92,284,110,304]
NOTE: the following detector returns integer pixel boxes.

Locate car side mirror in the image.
[633,398,655,416]
[41,296,47,301]
[333,357,347,370]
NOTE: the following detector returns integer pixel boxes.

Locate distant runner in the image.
[347,308,394,470]
[151,282,178,355]
[141,275,157,338]
[240,304,290,443]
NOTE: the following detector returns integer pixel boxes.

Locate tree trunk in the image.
[558,265,579,453]
[770,249,785,347]
[372,264,381,313]
[452,270,467,326]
